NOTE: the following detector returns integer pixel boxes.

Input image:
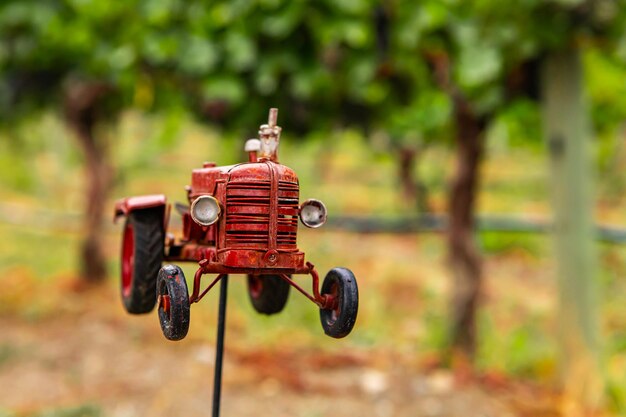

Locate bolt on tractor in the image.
[114,109,359,341]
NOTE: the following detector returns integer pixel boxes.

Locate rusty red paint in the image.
[115,108,358,339]
[248,275,263,298]
[121,222,134,298]
[190,273,226,304]
[177,134,319,304]
[114,194,166,222]
[159,294,171,315]
[328,282,340,322]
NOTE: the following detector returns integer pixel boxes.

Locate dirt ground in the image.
[0,284,560,417]
[0,229,574,417]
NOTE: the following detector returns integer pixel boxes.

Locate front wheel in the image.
[157,265,190,341]
[319,268,358,338]
[247,274,290,315]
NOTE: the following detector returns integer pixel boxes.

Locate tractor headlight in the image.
[299,199,327,228]
[190,195,221,226]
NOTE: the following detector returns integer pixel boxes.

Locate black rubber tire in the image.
[246,274,290,315]
[120,208,164,314]
[157,265,190,341]
[319,268,359,338]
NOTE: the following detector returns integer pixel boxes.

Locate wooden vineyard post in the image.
[541,47,603,415]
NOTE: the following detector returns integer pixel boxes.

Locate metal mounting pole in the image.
[212,274,228,417]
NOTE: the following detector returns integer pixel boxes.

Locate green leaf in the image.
[224,31,256,71]
[202,76,245,105]
[178,36,218,74]
[457,43,502,89]
[261,2,304,38]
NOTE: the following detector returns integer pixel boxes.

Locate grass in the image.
[0,405,102,417]
[0,223,79,279]
[2,112,626,413]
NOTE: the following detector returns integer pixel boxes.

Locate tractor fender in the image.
[114,194,167,223]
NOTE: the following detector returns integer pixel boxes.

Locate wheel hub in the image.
[159,294,171,315]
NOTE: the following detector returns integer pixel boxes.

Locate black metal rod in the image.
[212,274,228,417]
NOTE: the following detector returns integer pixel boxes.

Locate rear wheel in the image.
[157,265,190,341]
[319,268,359,338]
[120,208,164,314]
[247,274,290,315]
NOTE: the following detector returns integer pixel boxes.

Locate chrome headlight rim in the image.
[190,195,221,226]
[299,198,327,229]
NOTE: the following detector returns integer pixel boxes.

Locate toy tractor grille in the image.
[277,181,299,247]
[225,180,299,249]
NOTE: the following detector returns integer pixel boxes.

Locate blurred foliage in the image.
[2,0,626,170]
[478,232,546,257]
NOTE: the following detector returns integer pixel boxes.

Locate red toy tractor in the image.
[114,109,359,341]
